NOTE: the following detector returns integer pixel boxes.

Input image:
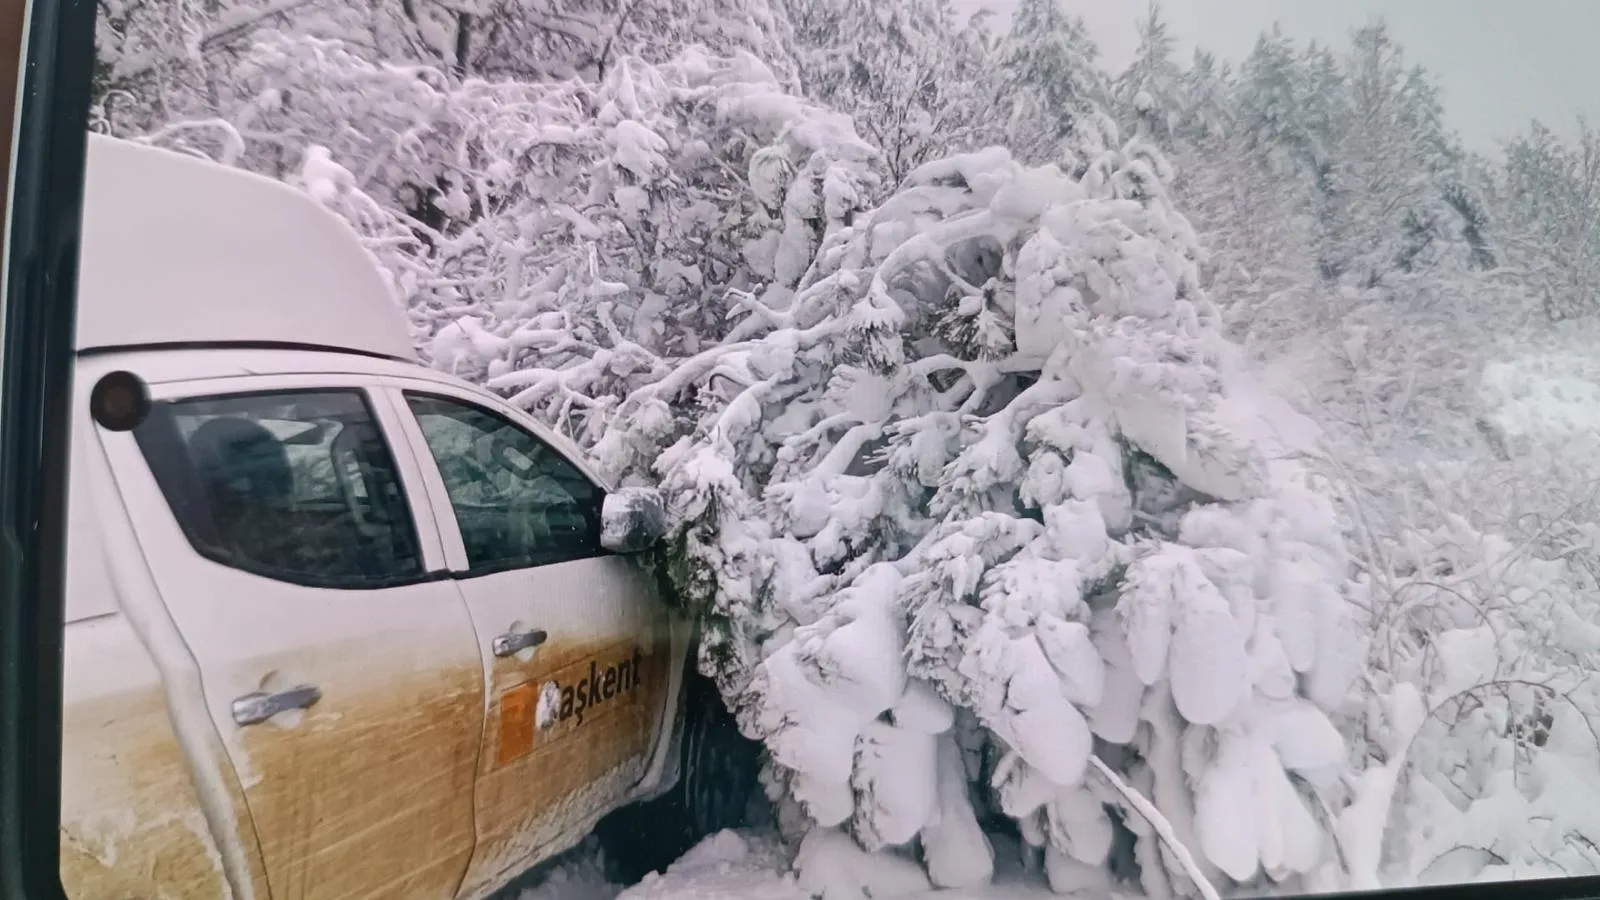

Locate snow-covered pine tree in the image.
[1114,2,1183,146]
[1313,22,1460,289]
[610,124,1366,896]
[1497,120,1600,321]
[1234,25,1322,182]
[1184,24,1327,332]
[1173,49,1234,150]
[991,0,1113,175]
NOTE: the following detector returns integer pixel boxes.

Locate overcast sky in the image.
[954,0,1599,152]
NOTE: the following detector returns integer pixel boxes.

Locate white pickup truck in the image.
[59,135,753,900]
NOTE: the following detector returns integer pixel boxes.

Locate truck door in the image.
[378,379,676,900]
[97,373,486,900]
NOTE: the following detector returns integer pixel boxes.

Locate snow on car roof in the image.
[73,134,419,363]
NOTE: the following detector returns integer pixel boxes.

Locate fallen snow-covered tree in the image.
[563,137,1370,895]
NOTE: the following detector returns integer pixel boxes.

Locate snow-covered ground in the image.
[513,830,1064,900]
[1480,352,1600,443]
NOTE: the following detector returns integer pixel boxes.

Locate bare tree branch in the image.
[112,0,325,82]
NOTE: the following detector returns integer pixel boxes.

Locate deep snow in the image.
[513,830,1065,900]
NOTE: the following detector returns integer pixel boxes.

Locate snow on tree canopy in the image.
[177,39,880,457]
[583,132,1364,895]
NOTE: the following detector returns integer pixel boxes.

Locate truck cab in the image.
[57,135,730,900]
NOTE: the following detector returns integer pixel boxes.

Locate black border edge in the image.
[0,0,97,896]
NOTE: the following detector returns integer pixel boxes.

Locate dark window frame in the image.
[403,389,611,579]
[132,386,439,591]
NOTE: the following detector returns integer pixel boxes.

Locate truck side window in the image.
[132,389,425,588]
[404,393,603,573]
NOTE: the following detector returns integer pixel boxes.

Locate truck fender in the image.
[81,428,271,900]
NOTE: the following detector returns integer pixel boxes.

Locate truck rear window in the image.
[132,388,426,589]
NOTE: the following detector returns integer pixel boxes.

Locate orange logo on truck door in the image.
[495,683,537,768]
[466,624,674,900]
[493,642,656,768]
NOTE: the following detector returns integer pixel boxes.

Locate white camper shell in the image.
[59,135,724,900]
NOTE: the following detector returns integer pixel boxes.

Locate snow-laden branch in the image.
[1088,757,1221,900]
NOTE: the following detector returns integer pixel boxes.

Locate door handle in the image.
[492,628,548,658]
[232,685,322,726]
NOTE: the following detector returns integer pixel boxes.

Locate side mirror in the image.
[601,486,668,554]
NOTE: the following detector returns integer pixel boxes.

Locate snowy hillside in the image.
[89,0,1600,895]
